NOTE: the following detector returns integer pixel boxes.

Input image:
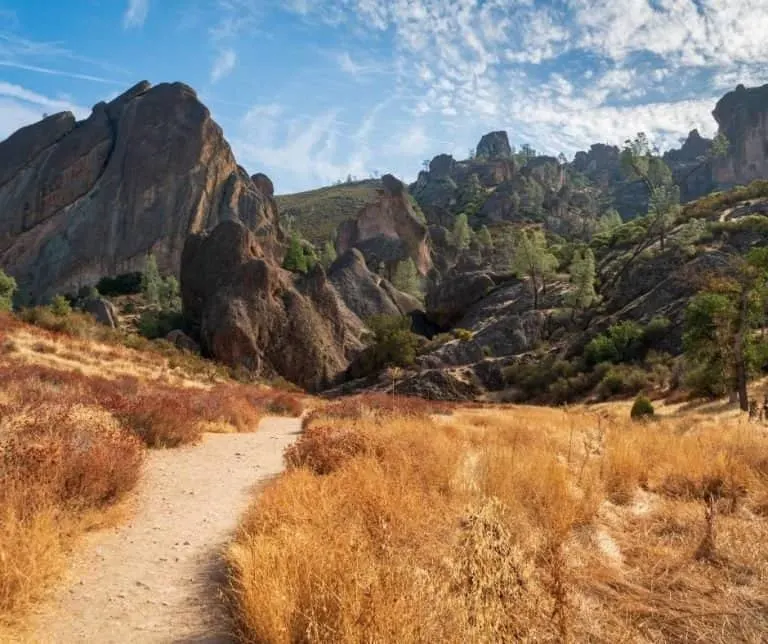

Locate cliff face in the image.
[336,174,432,276]
[0,81,281,303]
[712,83,768,187]
[181,220,364,391]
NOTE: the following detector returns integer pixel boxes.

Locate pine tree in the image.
[511,229,558,310]
[476,225,493,249]
[141,254,163,307]
[0,269,16,312]
[597,209,623,234]
[320,239,337,269]
[452,213,471,250]
[683,248,768,411]
[283,233,308,274]
[566,248,597,311]
[392,258,422,297]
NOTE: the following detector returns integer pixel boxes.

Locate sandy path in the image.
[23,417,301,644]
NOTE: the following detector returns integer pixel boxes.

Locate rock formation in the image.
[0,81,281,303]
[84,297,119,328]
[327,249,422,321]
[335,174,432,276]
[181,220,364,391]
[711,83,768,187]
[411,133,517,228]
[476,131,512,159]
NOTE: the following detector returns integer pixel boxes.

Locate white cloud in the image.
[0,84,90,143]
[210,48,237,83]
[0,61,122,85]
[123,0,150,28]
[0,82,88,116]
[208,0,768,189]
[0,98,44,141]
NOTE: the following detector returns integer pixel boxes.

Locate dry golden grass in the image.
[0,313,305,626]
[229,402,768,643]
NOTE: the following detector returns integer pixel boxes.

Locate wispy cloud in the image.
[335,51,389,77]
[123,0,150,29]
[0,81,88,115]
[0,82,90,142]
[0,61,124,85]
[210,48,237,83]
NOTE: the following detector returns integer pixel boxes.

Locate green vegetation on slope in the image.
[276,179,382,244]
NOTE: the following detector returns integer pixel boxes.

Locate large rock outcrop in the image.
[712,83,768,188]
[410,133,517,228]
[336,174,432,276]
[476,131,512,159]
[181,220,364,391]
[0,81,281,303]
[327,249,422,321]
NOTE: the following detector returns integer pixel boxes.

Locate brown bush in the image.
[230,406,768,643]
[0,378,144,621]
[284,425,369,475]
[303,393,450,428]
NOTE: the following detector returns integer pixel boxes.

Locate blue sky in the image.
[1,1,767,193]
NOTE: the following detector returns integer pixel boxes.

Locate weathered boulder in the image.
[166,329,200,353]
[396,368,483,401]
[83,297,119,328]
[425,270,495,327]
[429,154,456,179]
[476,131,512,159]
[336,174,432,276]
[181,220,363,391]
[0,81,282,303]
[327,249,421,321]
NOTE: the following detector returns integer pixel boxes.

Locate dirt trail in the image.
[22,417,301,644]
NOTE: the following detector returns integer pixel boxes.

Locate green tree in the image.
[283,232,308,274]
[452,213,472,251]
[391,258,422,297]
[683,249,768,410]
[596,208,623,234]
[0,269,17,312]
[50,294,72,317]
[159,276,181,311]
[319,239,337,269]
[566,247,597,312]
[476,225,493,250]
[621,132,680,252]
[354,314,420,376]
[141,254,163,306]
[511,229,558,309]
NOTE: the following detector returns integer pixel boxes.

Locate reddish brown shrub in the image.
[303,393,451,428]
[109,391,203,448]
[2,405,144,510]
[284,425,369,475]
[197,386,264,432]
[264,392,304,417]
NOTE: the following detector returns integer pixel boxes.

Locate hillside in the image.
[276,179,382,244]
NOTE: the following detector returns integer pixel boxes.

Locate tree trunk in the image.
[734,289,750,412]
[530,267,539,310]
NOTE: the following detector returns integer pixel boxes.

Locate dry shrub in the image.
[0,363,274,447]
[284,425,370,475]
[230,403,768,643]
[229,448,467,643]
[0,385,144,622]
[263,392,304,417]
[305,393,451,426]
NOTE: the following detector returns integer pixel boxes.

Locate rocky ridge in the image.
[0,81,281,303]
